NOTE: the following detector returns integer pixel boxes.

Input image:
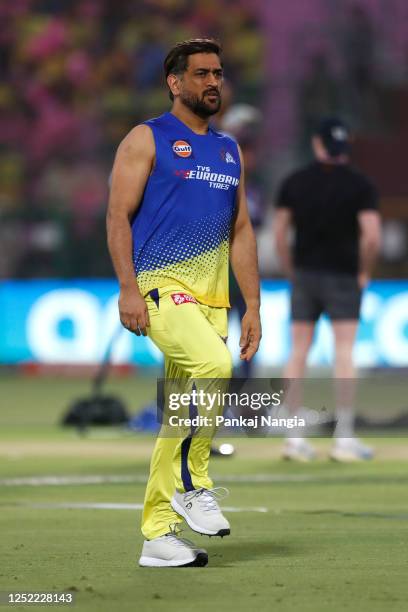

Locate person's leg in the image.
[174,301,230,493]
[327,277,372,460]
[141,355,185,542]
[140,353,211,567]
[283,270,321,459]
[284,321,314,430]
[141,287,231,541]
[284,322,315,379]
[282,322,316,459]
[332,320,361,442]
[285,270,320,380]
[333,320,358,379]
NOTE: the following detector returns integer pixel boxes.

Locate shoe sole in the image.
[330,450,373,462]
[139,552,208,568]
[171,497,230,537]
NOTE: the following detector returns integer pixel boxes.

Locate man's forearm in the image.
[107,212,140,291]
[230,224,260,308]
[276,238,293,278]
[359,235,380,277]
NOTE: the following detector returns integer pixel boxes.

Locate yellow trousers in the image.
[141,285,232,540]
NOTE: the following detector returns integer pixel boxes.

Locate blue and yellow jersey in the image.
[131,112,241,308]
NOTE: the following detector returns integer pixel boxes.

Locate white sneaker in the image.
[139,525,208,567]
[330,438,374,462]
[171,488,230,537]
[282,438,317,462]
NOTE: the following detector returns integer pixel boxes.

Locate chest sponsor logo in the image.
[171,293,198,306]
[174,165,239,190]
[172,140,193,158]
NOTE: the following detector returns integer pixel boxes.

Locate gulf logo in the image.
[172,140,193,158]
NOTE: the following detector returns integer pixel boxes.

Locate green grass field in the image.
[1,373,408,611]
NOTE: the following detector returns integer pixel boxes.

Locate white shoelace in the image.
[183,487,229,513]
[165,523,198,548]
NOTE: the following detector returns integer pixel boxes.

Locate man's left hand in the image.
[239,309,262,361]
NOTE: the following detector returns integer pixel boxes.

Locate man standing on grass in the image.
[107,39,261,567]
[274,117,381,462]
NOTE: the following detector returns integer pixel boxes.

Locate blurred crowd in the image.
[1,1,407,279]
[294,4,408,277]
[0,0,263,278]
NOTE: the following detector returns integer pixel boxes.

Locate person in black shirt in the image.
[274,117,382,461]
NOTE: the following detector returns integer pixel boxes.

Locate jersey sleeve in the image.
[355,176,379,212]
[275,175,294,209]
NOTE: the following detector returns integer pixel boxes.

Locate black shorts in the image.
[291,269,362,322]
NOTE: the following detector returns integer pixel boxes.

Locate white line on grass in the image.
[0,473,320,487]
[12,501,268,513]
[0,475,141,486]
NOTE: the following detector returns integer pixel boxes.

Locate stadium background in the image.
[1,2,408,611]
[1,0,408,368]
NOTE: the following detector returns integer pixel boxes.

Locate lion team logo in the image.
[172,140,193,158]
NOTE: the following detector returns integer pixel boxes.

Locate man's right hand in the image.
[118,286,150,336]
[358,272,370,290]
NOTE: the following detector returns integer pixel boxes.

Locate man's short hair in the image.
[164,38,222,100]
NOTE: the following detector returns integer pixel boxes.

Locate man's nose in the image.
[206,72,219,88]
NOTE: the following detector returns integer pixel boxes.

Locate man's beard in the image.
[180,88,221,118]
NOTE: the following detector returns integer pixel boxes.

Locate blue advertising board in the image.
[1,279,407,367]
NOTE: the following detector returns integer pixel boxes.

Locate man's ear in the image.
[167,74,181,98]
[312,135,328,160]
